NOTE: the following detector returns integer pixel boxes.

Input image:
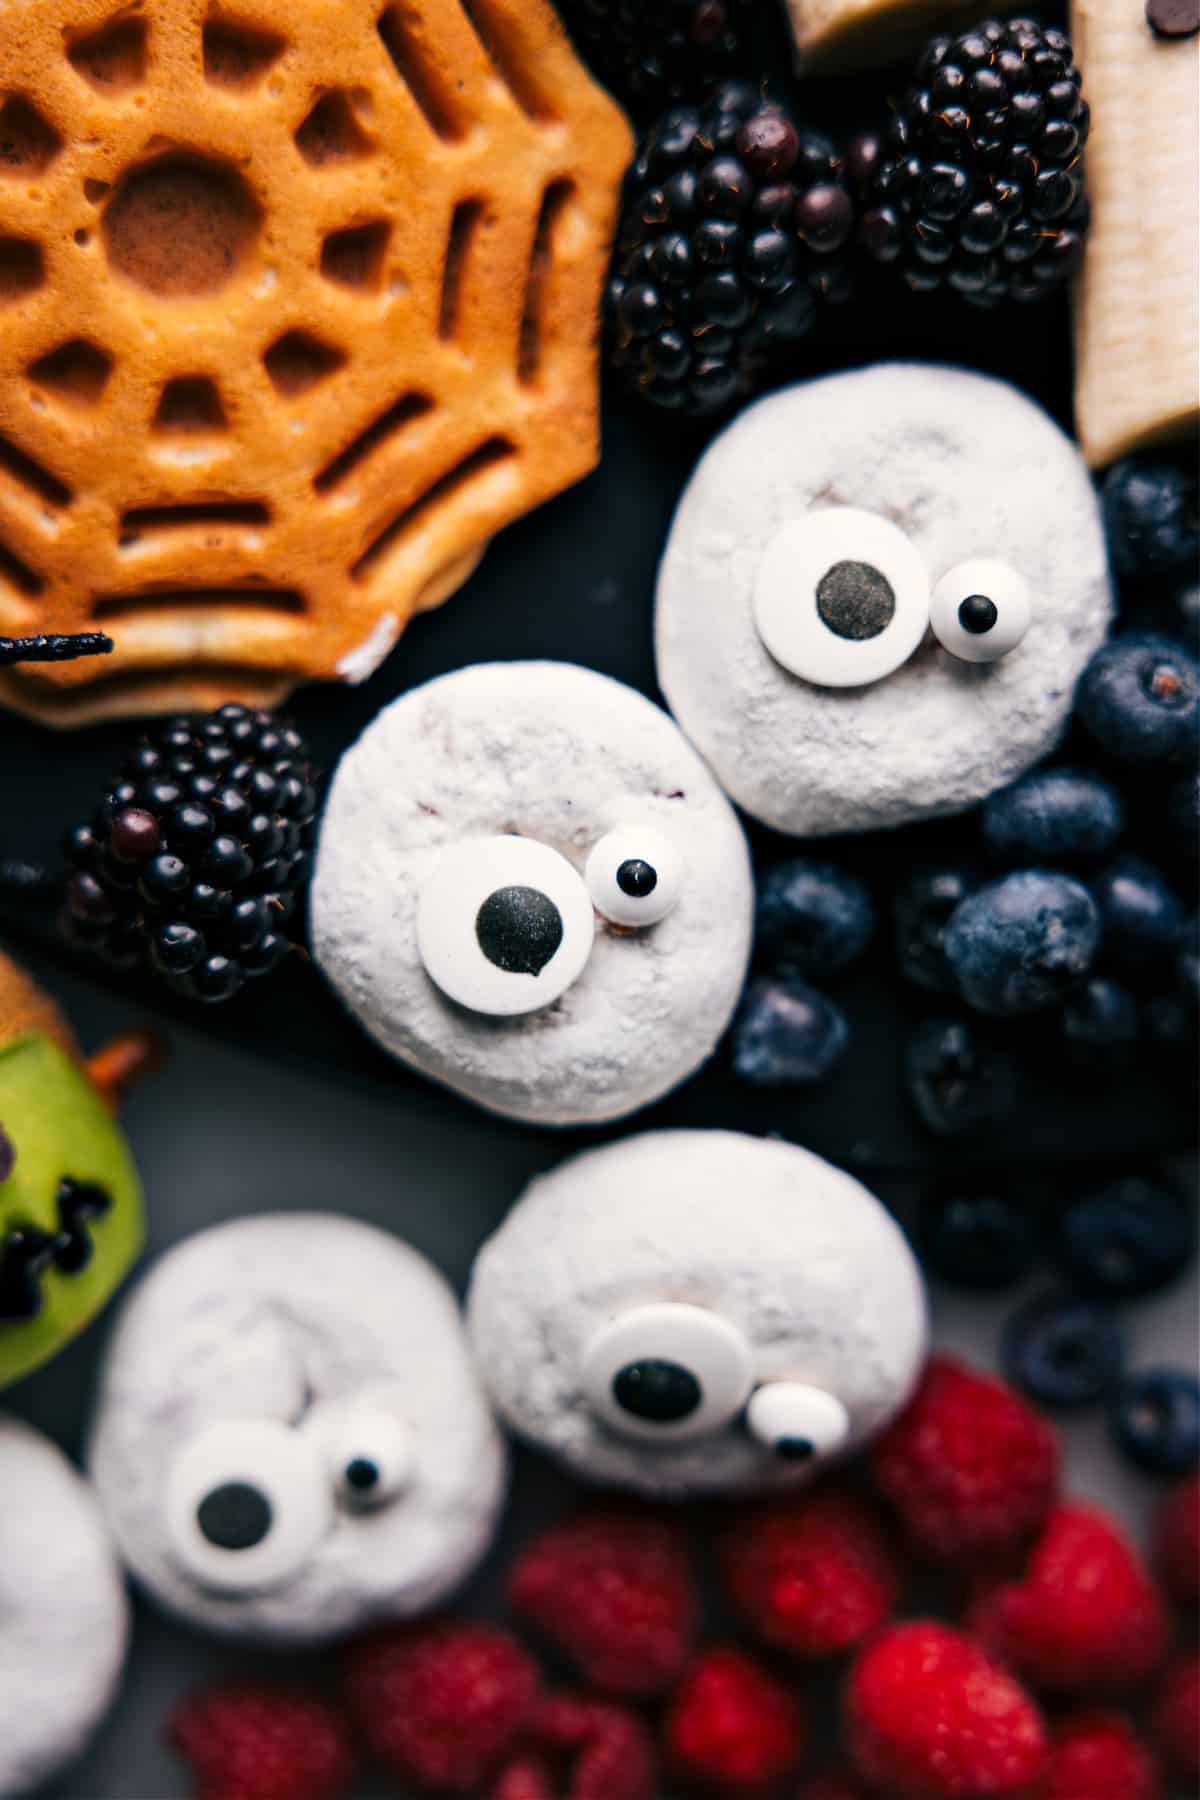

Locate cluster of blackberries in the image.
[606,84,857,416]
[860,17,1090,305]
[559,0,753,116]
[62,704,319,1003]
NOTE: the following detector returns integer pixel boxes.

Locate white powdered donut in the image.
[0,1415,128,1796]
[656,363,1113,836]
[310,661,754,1126]
[467,1130,928,1499]
[89,1214,506,1645]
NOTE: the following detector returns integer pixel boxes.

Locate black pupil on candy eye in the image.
[613,1358,702,1423]
[816,561,896,641]
[475,885,563,977]
[958,593,999,635]
[196,1481,272,1550]
[344,1457,380,1492]
[616,859,658,899]
[776,1437,815,1462]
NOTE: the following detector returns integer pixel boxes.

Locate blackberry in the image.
[860,18,1091,306]
[606,86,858,415]
[62,704,318,1003]
[559,0,754,117]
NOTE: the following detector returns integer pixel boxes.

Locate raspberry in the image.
[664,1647,806,1793]
[719,1484,901,1657]
[1154,1471,1200,1610]
[967,1503,1168,1696]
[1039,1712,1159,1800]
[168,1682,355,1800]
[343,1620,540,1792]
[489,1695,656,1800]
[508,1504,698,1697]
[1152,1654,1200,1783]
[870,1355,1059,1562]
[845,1620,1048,1800]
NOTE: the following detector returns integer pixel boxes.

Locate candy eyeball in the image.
[753,507,931,689]
[416,835,595,1017]
[930,558,1032,663]
[164,1418,332,1593]
[308,1397,415,1510]
[585,826,684,928]
[745,1382,851,1464]
[581,1301,754,1444]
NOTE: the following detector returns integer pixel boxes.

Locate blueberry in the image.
[1144,938,1199,1058]
[1092,856,1182,972]
[893,866,977,992]
[732,977,849,1085]
[1075,634,1199,767]
[755,860,875,979]
[919,1188,1039,1290]
[1109,1369,1200,1477]
[1165,773,1199,863]
[1054,1174,1195,1299]
[945,870,1101,1015]
[1002,1292,1124,1411]
[1058,976,1138,1070]
[981,768,1125,866]
[1162,573,1200,655]
[1102,456,1199,579]
[905,1015,1018,1137]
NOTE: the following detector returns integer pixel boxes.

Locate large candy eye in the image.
[930,558,1032,663]
[753,508,931,688]
[165,1418,332,1593]
[745,1382,850,1465]
[585,826,684,928]
[308,1398,415,1510]
[417,836,595,1017]
[581,1302,754,1443]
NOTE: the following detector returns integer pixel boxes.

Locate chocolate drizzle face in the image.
[0,1178,113,1321]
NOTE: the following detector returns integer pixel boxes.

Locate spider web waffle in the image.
[0,0,631,725]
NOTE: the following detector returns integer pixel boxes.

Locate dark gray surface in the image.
[8,952,1196,1800]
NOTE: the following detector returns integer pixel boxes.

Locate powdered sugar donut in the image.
[89,1214,506,1645]
[310,662,754,1126]
[0,1415,128,1796]
[467,1130,928,1499]
[656,364,1114,836]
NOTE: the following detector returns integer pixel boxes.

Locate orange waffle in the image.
[0,0,632,724]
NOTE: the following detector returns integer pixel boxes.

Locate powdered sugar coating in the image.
[656,363,1114,836]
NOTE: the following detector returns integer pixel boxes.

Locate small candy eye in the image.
[753,507,931,688]
[311,1402,415,1510]
[581,1302,754,1443]
[745,1382,850,1465]
[164,1418,331,1593]
[585,826,684,928]
[930,558,1032,663]
[416,836,595,1017]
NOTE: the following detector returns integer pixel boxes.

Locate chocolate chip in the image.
[1146,0,1198,38]
[475,886,563,977]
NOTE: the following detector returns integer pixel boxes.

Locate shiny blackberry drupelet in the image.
[606,85,858,415]
[860,17,1090,306]
[62,704,318,1003]
[559,0,754,116]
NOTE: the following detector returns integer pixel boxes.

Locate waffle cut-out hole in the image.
[203,14,286,89]
[0,536,44,597]
[320,220,389,291]
[66,13,148,92]
[438,199,481,339]
[0,238,44,301]
[0,96,61,175]
[262,330,345,396]
[295,90,372,166]
[103,153,261,296]
[314,391,430,492]
[376,6,468,141]
[518,180,572,382]
[458,0,558,122]
[28,339,113,406]
[154,376,227,433]
[352,436,514,583]
[0,431,72,506]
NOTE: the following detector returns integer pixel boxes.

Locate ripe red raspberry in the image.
[1154,1472,1200,1611]
[720,1483,901,1658]
[845,1620,1048,1800]
[664,1646,807,1793]
[343,1620,539,1792]
[1039,1712,1159,1800]
[168,1682,356,1800]
[870,1356,1059,1564]
[967,1502,1168,1697]
[508,1504,699,1697]
[1152,1654,1200,1783]
[489,1694,656,1800]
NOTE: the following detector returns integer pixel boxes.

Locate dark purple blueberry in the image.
[755,859,875,978]
[732,976,850,1086]
[200,836,254,888]
[1055,1173,1194,1299]
[1076,635,1199,766]
[139,854,191,905]
[1109,1369,1200,1477]
[905,1015,1018,1137]
[919,1187,1039,1291]
[945,871,1100,1015]
[1003,1292,1124,1411]
[152,921,205,974]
